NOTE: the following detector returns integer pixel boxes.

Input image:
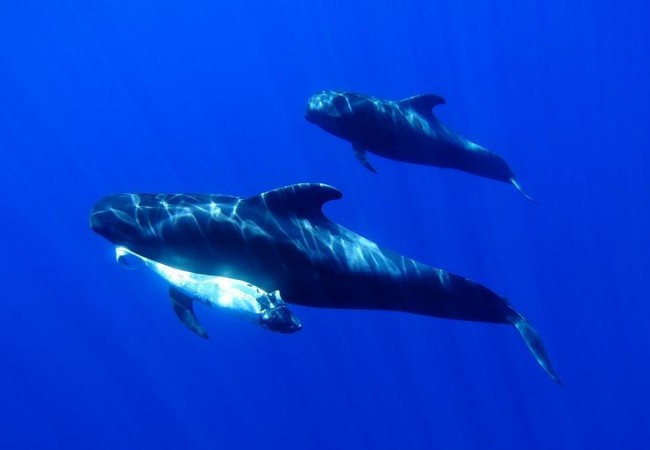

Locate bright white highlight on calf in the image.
[115,246,267,318]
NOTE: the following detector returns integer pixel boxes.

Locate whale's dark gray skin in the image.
[306,91,535,202]
[90,183,559,383]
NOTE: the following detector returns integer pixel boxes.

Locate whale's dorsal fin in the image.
[399,94,446,116]
[245,183,342,219]
[170,287,208,339]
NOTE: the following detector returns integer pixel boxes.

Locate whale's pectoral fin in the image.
[399,94,446,117]
[508,310,560,384]
[169,287,209,339]
[353,145,377,173]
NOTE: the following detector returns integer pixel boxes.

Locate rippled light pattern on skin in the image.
[90,184,558,381]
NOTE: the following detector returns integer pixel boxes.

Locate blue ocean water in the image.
[1,0,649,448]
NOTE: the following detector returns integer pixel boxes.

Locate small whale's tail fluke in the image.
[508,310,561,384]
[115,246,138,270]
[510,178,538,204]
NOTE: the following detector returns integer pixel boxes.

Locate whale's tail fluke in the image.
[510,178,538,204]
[508,310,561,384]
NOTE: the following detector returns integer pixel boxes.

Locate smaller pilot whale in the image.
[306,90,535,201]
[114,246,302,337]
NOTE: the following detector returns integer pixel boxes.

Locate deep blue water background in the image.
[1,1,649,448]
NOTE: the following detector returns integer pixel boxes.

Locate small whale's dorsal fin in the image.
[399,94,446,116]
[169,287,209,339]
[245,183,343,219]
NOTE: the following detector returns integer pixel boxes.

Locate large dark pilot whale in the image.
[91,183,559,383]
[306,91,535,202]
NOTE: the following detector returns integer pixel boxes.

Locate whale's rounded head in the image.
[90,194,150,247]
[257,291,303,333]
[305,90,357,137]
[260,305,303,333]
